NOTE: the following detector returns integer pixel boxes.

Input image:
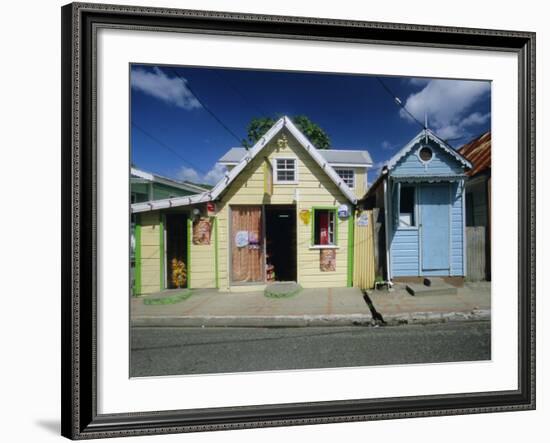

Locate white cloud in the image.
[461,111,491,127]
[408,77,431,87]
[400,79,490,140]
[131,67,201,110]
[381,140,398,151]
[177,163,227,186]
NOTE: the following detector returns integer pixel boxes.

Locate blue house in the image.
[362,129,472,283]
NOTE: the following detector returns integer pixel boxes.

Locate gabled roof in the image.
[218,147,373,166]
[132,116,359,213]
[385,129,472,171]
[457,131,491,176]
[131,167,209,193]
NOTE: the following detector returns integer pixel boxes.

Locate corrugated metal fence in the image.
[353,210,376,289]
[466,226,487,281]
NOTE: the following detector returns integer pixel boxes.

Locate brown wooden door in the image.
[230,206,264,283]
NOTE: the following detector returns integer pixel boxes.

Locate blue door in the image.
[420,184,450,271]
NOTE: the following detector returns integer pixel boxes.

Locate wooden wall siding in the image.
[390,228,420,276]
[466,180,488,227]
[353,210,376,289]
[138,211,162,294]
[391,140,464,177]
[189,227,217,289]
[353,168,367,199]
[450,182,465,276]
[217,129,350,289]
[466,226,487,281]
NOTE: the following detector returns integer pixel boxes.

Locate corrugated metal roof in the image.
[218,147,373,165]
[457,131,491,177]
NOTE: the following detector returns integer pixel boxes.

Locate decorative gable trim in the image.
[386,129,473,171]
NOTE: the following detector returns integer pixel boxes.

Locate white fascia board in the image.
[131,192,212,213]
[284,117,357,204]
[130,167,154,181]
[427,130,473,169]
[330,163,373,168]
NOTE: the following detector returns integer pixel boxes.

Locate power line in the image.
[131,122,208,176]
[168,67,246,147]
[211,69,270,117]
[375,77,426,130]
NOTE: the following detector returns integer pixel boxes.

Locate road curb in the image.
[381,309,491,326]
[132,314,373,328]
[131,310,490,328]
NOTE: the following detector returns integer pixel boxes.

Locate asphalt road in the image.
[130,321,491,377]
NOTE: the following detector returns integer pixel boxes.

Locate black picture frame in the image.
[61,2,536,439]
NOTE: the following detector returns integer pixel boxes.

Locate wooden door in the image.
[230,206,264,283]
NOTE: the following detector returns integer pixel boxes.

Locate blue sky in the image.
[131,64,491,185]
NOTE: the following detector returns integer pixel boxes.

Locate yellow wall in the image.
[353,167,368,200]
[139,212,161,294]
[216,129,352,289]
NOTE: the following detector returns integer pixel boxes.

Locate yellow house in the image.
[131,116,372,294]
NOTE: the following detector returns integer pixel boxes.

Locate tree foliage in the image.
[242,115,331,149]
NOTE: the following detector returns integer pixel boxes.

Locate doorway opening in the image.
[265,205,297,282]
[165,213,188,289]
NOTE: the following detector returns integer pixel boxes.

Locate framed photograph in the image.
[61,2,535,439]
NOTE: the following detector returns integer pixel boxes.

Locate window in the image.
[418,146,433,162]
[313,209,336,246]
[399,186,416,227]
[335,168,355,189]
[275,158,297,183]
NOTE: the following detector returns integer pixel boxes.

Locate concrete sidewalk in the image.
[131,287,372,327]
[367,281,491,325]
[131,282,491,328]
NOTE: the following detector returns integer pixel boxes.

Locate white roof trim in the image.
[131,116,357,213]
[385,129,472,171]
[331,163,372,168]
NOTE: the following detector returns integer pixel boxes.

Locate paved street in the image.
[130,321,491,377]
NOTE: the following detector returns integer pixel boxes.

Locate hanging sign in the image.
[299,209,311,225]
[320,249,336,272]
[192,217,212,245]
[206,201,216,216]
[235,230,249,248]
[357,211,369,227]
[338,204,350,219]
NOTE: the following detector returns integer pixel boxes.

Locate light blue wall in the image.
[391,228,419,276]
[391,139,463,177]
[388,139,466,278]
[450,182,464,276]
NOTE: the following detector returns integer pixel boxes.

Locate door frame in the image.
[418,183,452,274]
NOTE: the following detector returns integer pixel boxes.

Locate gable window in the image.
[275,158,297,183]
[312,208,337,246]
[418,146,433,163]
[399,186,416,227]
[334,168,355,189]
